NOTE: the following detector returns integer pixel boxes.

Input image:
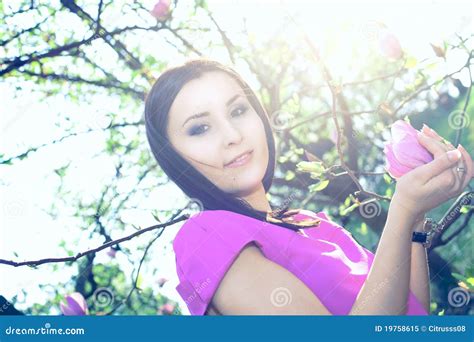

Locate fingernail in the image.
[447,149,462,161]
[457,144,465,152]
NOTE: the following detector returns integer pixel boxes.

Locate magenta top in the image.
[173,209,429,315]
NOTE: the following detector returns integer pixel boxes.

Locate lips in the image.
[225,150,253,168]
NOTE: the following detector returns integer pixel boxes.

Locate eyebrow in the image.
[181,94,243,127]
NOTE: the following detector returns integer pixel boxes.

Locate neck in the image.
[239,183,272,212]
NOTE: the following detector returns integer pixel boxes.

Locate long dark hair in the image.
[144,59,319,231]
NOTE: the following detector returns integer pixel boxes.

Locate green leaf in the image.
[340,203,359,216]
[404,56,418,69]
[285,170,296,181]
[309,179,329,193]
[296,161,325,176]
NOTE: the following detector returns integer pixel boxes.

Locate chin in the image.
[224,164,266,195]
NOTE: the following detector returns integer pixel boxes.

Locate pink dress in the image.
[172,209,429,315]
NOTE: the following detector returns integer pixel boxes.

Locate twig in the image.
[0,214,189,267]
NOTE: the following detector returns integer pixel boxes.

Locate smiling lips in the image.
[225,150,254,168]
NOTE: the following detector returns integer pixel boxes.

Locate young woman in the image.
[144,59,473,316]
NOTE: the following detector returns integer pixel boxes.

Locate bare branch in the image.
[0,213,189,267]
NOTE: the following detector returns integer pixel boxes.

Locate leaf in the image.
[430,43,446,59]
[304,149,323,163]
[285,170,295,181]
[151,211,161,223]
[383,173,392,184]
[404,56,418,69]
[309,179,329,193]
[340,203,359,216]
[296,161,326,176]
[467,277,474,287]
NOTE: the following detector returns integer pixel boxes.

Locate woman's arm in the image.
[409,218,431,313]
[349,197,418,315]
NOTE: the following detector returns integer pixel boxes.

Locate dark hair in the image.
[144,59,319,231]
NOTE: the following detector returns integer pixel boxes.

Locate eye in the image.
[188,124,209,136]
[231,104,248,117]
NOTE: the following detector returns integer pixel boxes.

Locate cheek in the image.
[175,138,223,180]
[249,115,269,167]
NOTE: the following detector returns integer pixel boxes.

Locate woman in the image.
[144,59,473,315]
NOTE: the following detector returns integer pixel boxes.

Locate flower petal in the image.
[383,143,412,179]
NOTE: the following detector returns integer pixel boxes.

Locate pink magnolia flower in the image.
[106,247,116,258]
[383,120,433,179]
[157,277,168,287]
[378,30,403,60]
[158,303,175,315]
[60,292,89,315]
[151,0,171,21]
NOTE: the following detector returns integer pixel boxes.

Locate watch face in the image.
[412,231,428,243]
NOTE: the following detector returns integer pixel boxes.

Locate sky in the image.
[0,0,472,315]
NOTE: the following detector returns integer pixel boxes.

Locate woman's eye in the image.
[187,106,248,136]
[188,124,209,136]
[231,105,248,117]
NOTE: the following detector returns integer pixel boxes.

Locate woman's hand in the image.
[392,124,473,221]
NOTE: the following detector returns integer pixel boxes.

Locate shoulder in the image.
[172,210,267,253]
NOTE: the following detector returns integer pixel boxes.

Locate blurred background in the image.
[0,0,472,315]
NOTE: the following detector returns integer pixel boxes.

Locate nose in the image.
[221,119,243,147]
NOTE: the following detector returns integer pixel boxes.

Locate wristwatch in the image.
[411,218,436,248]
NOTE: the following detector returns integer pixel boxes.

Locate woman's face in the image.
[166,71,269,197]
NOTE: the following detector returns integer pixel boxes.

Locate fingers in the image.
[458,144,474,182]
[413,149,462,184]
[422,124,443,142]
[419,124,461,190]
[417,131,449,158]
[422,124,455,149]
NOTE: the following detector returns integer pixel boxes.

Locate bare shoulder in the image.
[210,242,332,315]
